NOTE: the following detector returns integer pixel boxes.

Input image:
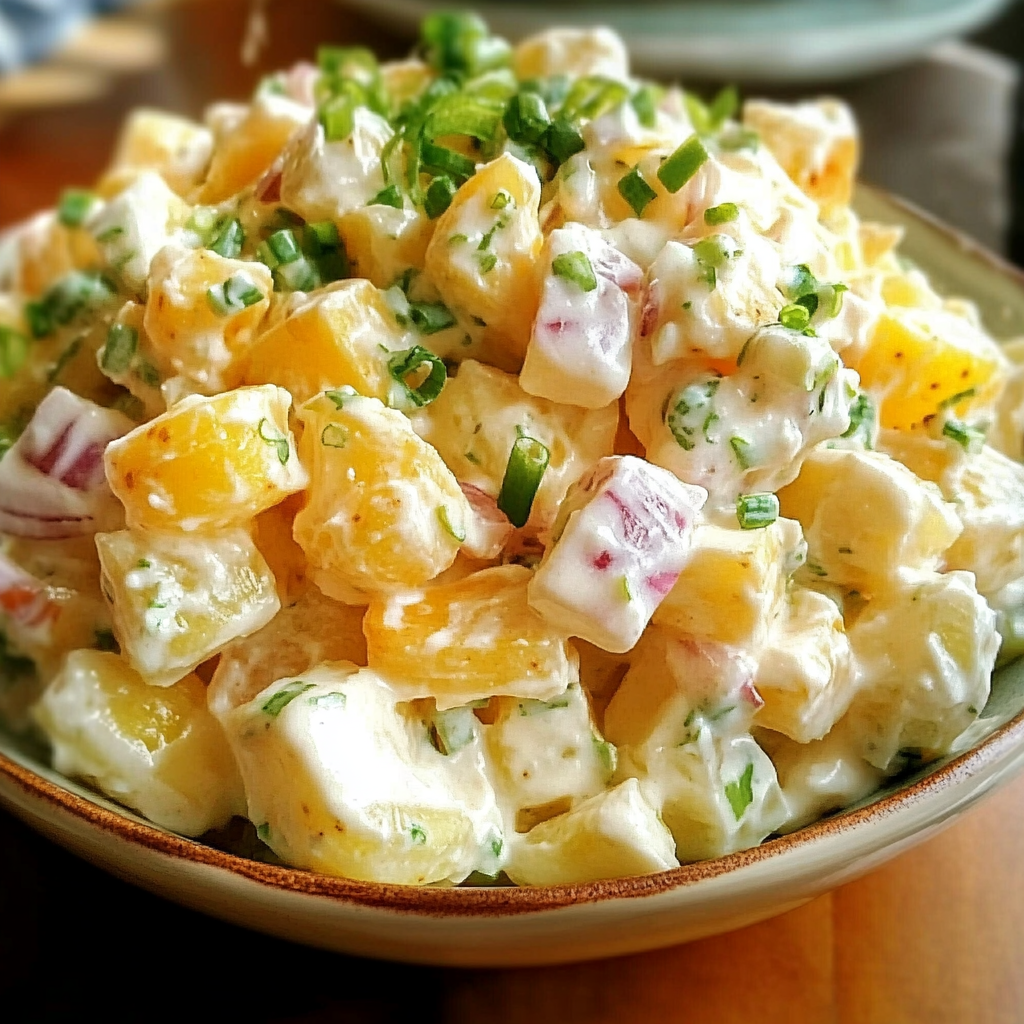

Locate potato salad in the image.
[2,13,1022,887]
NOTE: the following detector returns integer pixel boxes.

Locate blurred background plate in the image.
[339,0,1016,82]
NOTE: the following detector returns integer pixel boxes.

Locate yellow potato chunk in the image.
[423,153,543,364]
[513,26,629,80]
[105,384,307,532]
[34,650,244,835]
[413,359,618,530]
[199,96,309,203]
[96,527,280,687]
[363,564,577,709]
[652,517,804,649]
[778,447,962,595]
[145,245,272,396]
[242,279,412,405]
[223,663,504,884]
[848,307,1008,431]
[293,391,469,595]
[99,108,213,197]
[506,779,678,886]
[338,204,434,289]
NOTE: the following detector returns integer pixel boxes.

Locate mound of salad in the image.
[1,12,1023,887]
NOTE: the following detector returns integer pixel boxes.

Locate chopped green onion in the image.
[408,301,456,335]
[730,436,754,469]
[785,264,819,300]
[436,505,466,543]
[541,118,585,165]
[594,737,618,776]
[318,45,378,83]
[618,165,658,218]
[708,85,739,128]
[209,218,244,258]
[428,706,476,755]
[551,250,598,292]
[275,256,319,292]
[725,761,755,820]
[368,184,403,209]
[497,435,550,528]
[421,11,510,77]
[736,492,779,530]
[320,94,358,142]
[388,345,447,406]
[478,252,497,274]
[630,85,660,128]
[257,417,290,464]
[0,326,29,378]
[421,141,476,182]
[425,175,457,219]
[409,823,428,845]
[503,91,551,144]
[942,418,985,453]
[262,680,315,717]
[100,323,138,374]
[491,189,513,210]
[321,424,349,448]
[820,282,847,318]
[326,386,359,408]
[25,271,115,338]
[939,387,977,410]
[840,392,875,447]
[207,273,264,316]
[658,134,708,193]
[618,575,633,602]
[57,189,96,228]
[135,361,160,387]
[704,202,738,226]
[426,94,503,141]
[779,303,811,331]
[307,220,340,252]
[560,76,630,123]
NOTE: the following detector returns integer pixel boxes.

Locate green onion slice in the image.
[421,141,476,183]
[0,326,29,379]
[408,301,456,335]
[436,505,466,543]
[657,134,708,193]
[630,85,660,128]
[942,418,985,453]
[321,424,349,448]
[209,218,244,258]
[497,435,550,528]
[736,492,779,530]
[551,250,598,292]
[730,435,754,470]
[704,202,738,226]
[503,91,551,144]
[207,273,264,316]
[388,345,447,406]
[368,184,403,209]
[425,175,457,219]
[262,680,315,717]
[57,189,97,228]
[258,417,290,465]
[541,118,585,165]
[618,165,658,218]
[100,323,138,375]
[779,303,811,331]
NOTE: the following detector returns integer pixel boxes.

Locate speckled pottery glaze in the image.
[2,185,1024,967]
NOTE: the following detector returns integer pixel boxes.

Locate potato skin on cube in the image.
[96,527,280,687]
[364,564,577,709]
[528,455,706,653]
[223,663,504,885]
[423,153,543,364]
[293,391,469,595]
[34,650,245,835]
[104,384,307,532]
[242,279,413,405]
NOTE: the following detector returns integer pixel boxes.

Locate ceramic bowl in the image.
[2,185,1024,967]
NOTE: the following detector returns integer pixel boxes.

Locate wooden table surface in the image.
[1,2,1023,1020]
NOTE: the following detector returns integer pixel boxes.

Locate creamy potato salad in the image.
[2,14,1023,887]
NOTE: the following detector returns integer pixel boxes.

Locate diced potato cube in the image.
[604,631,785,860]
[754,588,854,743]
[423,153,543,364]
[338,204,433,289]
[513,27,629,81]
[653,516,804,649]
[364,564,577,709]
[208,586,366,721]
[104,384,307,532]
[96,527,280,687]
[742,98,859,211]
[528,456,706,653]
[87,171,187,296]
[100,108,213,198]
[412,359,618,531]
[487,682,615,832]
[251,493,309,604]
[200,93,311,204]
[520,223,642,409]
[844,570,998,771]
[242,279,413,405]
[223,663,504,884]
[294,391,469,595]
[506,778,677,886]
[758,723,884,832]
[278,106,391,222]
[777,448,961,595]
[34,650,244,835]
[7,210,101,297]
[847,307,1008,431]
[144,244,272,396]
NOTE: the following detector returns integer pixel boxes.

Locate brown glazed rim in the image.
[3,702,1024,916]
[2,184,1024,918]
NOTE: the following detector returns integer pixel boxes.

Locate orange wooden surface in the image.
[2,3,1023,1020]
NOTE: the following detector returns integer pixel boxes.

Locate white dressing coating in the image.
[528,455,706,653]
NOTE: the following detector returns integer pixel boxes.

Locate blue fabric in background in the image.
[0,0,132,73]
